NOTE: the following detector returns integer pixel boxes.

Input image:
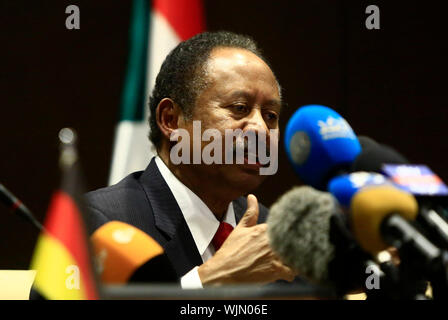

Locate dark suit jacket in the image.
[84,157,269,279]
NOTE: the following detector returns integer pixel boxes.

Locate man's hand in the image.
[197,194,297,286]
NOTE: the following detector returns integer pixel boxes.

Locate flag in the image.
[30,129,99,300]
[108,0,205,185]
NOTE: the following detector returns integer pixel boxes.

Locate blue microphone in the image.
[328,172,392,207]
[284,105,361,190]
[329,170,448,250]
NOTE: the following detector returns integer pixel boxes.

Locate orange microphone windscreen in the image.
[91,221,164,284]
[351,185,418,254]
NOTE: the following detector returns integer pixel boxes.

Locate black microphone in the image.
[267,185,386,298]
[352,136,448,250]
[351,185,448,299]
[351,136,409,172]
[0,183,44,231]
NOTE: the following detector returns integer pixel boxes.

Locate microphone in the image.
[328,172,435,298]
[351,185,448,299]
[351,136,448,249]
[267,186,379,297]
[284,105,361,190]
[352,136,447,204]
[0,183,44,231]
[350,184,420,254]
[351,136,409,173]
[328,171,392,208]
[91,221,178,284]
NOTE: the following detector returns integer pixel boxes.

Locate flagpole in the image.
[58,127,102,299]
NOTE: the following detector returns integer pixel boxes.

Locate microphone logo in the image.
[112,228,136,244]
[289,131,311,165]
[318,116,355,140]
[349,172,387,188]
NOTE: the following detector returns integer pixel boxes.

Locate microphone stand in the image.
[381,214,448,300]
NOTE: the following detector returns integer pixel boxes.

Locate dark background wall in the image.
[1,0,446,269]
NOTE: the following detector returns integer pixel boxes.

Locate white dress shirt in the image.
[154,156,236,288]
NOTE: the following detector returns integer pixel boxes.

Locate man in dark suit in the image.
[85,31,296,288]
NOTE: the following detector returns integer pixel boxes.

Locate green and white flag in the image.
[109,0,205,185]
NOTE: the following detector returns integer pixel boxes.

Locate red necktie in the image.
[212,222,234,251]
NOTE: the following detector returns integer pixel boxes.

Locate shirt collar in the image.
[154,156,236,256]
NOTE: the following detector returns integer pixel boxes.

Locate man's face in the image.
[178,47,281,195]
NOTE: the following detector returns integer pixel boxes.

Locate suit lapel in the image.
[232,197,247,224]
[139,158,203,277]
[233,196,269,224]
[137,159,264,278]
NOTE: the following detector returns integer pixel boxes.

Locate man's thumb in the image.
[237,194,259,227]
